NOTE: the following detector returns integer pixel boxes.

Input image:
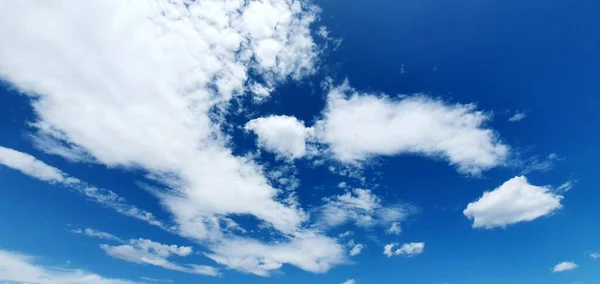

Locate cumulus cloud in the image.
[314,82,509,175]
[71,228,125,243]
[245,115,314,159]
[463,176,563,229]
[316,188,411,230]
[342,279,356,284]
[383,242,425,257]
[0,146,164,228]
[0,250,134,284]
[101,238,218,276]
[552,261,577,272]
[0,0,349,275]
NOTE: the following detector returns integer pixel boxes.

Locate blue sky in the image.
[0,0,599,283]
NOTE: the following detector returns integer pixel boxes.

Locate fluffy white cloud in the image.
[245,115,314,159]
[101,238,218,276]
[342,279,356,284]
[0,0,347,275]
[0,250,134,284]
[71,228,125,243]
[315,82,509,175]
[552,261,577,272]
[0,146,164,228]
[463,176,563,229]
[383,242,425,257]
[317,188,411,229]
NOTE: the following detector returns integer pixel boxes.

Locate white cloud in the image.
[140,277,173,283]
[71,228,124,243]
[349,243,364,256]
[0,250,134,284]
[591,252,600,259]
[317,188,411,229]
[557,179,576,193]
[205,232,345,276]
[315,82,509,175]
[101,238,218,276]
[508,111,527,122]
[0,0,348,275]
[553,261,577,272]
[245,115,314,159]
[383,242,425,257]
[518,153,562,175]
[338,231,353,238]
[0,146,164,228]
[387,222,402,235]
[463,176,563,229]
[342,279,356,284]
[0,146,73,183]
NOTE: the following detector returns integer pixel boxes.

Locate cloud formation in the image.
[245,115,314,159]
[0,146,164,227]
[383,242,425,257]
[101,238,218,276]
[463,176,563,229]
[315,82,509,175]
[71,228,125,243]
[0,0,345,275]
[317,188,411,230]
[0,250,134,284]
[552,261,577,272]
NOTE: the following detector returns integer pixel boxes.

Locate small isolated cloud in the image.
[557,179,577,193]
[590,252,600,259]
[387,222,402,235]
[508,111,527,122]
[463,176,563,229]
[383,242,425,257]
[315,82,509,175]
[140,277,173,283]
[342,279,356,284]
[553,261,577,272]
[101,238,218,276]
[0,249,135,284]
[71,228,125,243]
[346,240,364,256]
[316,188,412,230]
[518,153,563,175]
[245,115,314,159]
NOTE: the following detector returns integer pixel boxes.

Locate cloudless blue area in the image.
[1,0,599,283]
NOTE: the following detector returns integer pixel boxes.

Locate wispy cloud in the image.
[553,261,577,272]
[0,250,135,284]
[0,146,165,228]
[70,228,125,243]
